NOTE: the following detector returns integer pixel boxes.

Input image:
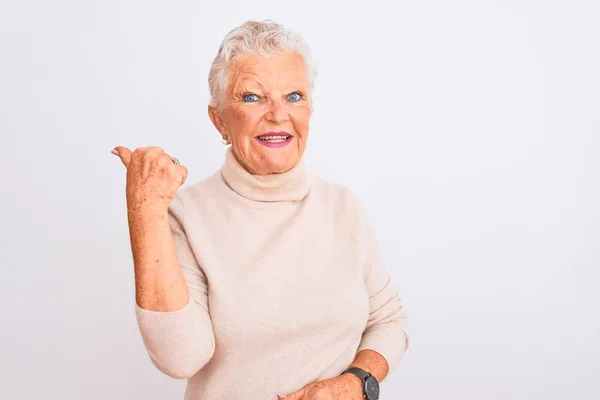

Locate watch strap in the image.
[341,367,371,382]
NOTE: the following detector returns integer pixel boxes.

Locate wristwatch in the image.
[340,367,380,400]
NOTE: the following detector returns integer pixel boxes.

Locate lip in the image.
[255,131,292,138]
[254,131,293,148]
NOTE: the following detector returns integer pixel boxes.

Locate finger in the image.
[177,165,188,185]
[160,153,186,174]
[156,154,181,175]
[156,154,187,186]
[112,146,132,168]
[155,151,174,164]
[279,387,305,400]
[144,146,166,156]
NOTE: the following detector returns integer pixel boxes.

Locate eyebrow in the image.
[236,81,306,93]
[231,76,265,94]
[230,72,308,100]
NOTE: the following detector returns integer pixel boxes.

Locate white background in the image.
[1,1,599,399]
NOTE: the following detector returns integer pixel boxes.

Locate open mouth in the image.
[256,134,292,143]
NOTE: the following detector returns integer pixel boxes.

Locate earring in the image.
[222,135,229,145]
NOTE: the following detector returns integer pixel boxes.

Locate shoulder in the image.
[310,176,373,256]
[182,171,223,202]
[169,171,223,215]
[310,175,368,221]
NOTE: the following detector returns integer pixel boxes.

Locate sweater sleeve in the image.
[356,205,410,376]
[134,194,216,379]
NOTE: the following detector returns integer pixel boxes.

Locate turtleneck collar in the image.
[220,147,313,202]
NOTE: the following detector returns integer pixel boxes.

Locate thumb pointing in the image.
[112,146,132,168]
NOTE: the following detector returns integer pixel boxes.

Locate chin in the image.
[264,158,295,174]
[261,150,299,174]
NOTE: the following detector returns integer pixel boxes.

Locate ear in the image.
[208,105,227,135]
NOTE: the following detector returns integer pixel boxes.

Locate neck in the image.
[220,147,313,202]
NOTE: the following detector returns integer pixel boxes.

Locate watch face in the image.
[364,376,380,400]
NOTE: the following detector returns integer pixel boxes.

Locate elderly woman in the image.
[112,20,408,400]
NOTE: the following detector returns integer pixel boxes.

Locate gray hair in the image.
[208,20,318,110]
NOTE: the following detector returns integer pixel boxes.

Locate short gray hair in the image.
[208,20,318,110]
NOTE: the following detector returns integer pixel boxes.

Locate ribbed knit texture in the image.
[135,148,409,399]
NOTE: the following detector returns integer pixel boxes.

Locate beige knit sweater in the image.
[134,148,409,399]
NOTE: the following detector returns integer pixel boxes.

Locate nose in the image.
[265,99,289,124]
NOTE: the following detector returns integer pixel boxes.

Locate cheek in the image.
[292,107,312,133]
[229,108,261,138]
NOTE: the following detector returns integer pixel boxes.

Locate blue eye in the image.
[243,93,259,102]
[287,92,302,102]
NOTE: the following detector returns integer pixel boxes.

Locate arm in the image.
[128,203,189,312]
[346,349,389,383]
[277,203,409,400]
[354,205,409,380]
[131,195,215,379]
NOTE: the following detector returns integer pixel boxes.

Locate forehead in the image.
[228,52,308,91]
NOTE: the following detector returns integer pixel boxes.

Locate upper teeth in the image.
[259,135,288,141]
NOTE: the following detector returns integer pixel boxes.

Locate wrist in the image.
[127,207,169,237]
[340,372,364,397]
[341,366,381,400]
[127,204,169,220]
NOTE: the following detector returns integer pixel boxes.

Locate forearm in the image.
[130,207,216,379]
[338,349,390,397]
[349,349,389,383]
[128,208,189,311]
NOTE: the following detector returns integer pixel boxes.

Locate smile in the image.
[257,135,291,143]
[255,132,293,148]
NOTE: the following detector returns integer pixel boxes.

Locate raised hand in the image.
[112,146,188,213]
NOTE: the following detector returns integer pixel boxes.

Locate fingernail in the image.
[111,148,119,156]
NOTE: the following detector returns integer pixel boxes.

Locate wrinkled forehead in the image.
[226,52,309,95]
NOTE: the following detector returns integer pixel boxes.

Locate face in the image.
[208,52,312,175]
